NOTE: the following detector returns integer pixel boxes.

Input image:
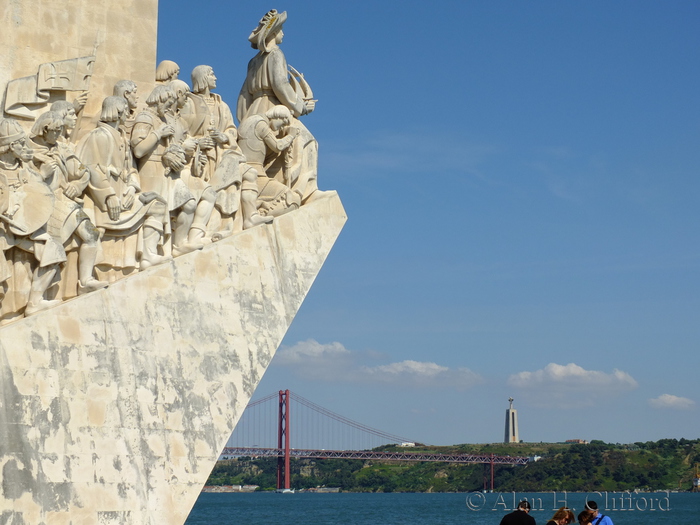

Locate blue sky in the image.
[159,1,700,446]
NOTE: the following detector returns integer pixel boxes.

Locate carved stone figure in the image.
[49,96,92,143]
[77,96,169,275]
[0,118,66,319]
[181,65,271,232]
[237,11,314,121]
[156,60,180,83]
[132,85,201,256]
[237,105,301,217]
[113,79,140,133]
[29,111,107,295]
[168,79,217,246]
[237,10,323,203]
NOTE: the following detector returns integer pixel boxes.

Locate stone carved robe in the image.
[237,46,319,202]
[131,109,193,214]
[0,161,66,320]
[237,47,305,122]
[181,93,246,216]
[77,122,163,274]
[29,136,90,245]
[237,115,299,213]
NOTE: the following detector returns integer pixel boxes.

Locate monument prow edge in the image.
[0,192,346,524]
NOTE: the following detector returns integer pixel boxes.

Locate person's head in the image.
[550,507,574,525]
[145,85,175,116]
[100,96,129,124]
[585,501,599,516]
[248,9,287,52]
[156,60,180,83]
[517,500,531,513]
[0,118,32,161]
[113,80,139,111]
[30,111,64,144]
[265,105,292,131]
[577,509,595,525]
[50,100,78,131]
[191,65,215,93]
[169,79,190,109]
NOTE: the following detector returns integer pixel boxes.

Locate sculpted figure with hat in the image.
[237,9,325,205]
[0,118,67,320]
[29,111,107,297]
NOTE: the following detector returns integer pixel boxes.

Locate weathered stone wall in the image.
[0,193,346,524]
[0,0,158,133]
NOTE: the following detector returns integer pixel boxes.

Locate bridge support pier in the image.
[277,390,291,490]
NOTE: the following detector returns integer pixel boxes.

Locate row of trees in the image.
[206,438,700,492]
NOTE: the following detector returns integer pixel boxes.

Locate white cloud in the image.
[507,362,638,408]
[273,339,355,380]
[361,360,483,389]
[274,339,351,365]
[649,394,695,410]
[274,340,482,390]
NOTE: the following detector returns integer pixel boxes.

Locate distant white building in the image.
[504,397,520,443]
[399,442,416,448]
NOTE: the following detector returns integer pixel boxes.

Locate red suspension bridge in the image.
[222,390,530,491]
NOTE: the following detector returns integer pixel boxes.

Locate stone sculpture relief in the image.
[237,9,323,204]
[29,111,107,297]
[156,60,180,83]
[237,105,300,217]
[0,119,66,321]
[0,9,325,323]
[4,55,95,119]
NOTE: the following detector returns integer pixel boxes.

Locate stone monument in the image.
[0,3,345,523]
[504,397,520,444]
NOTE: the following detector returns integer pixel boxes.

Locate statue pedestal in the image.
[0,193,346,524]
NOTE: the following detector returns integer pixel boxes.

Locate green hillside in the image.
[207,438,700,492]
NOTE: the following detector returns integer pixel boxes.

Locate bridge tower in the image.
[504,397,520,443]
[277,390,291,490]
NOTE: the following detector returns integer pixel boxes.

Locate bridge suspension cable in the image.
[289,391,412,445]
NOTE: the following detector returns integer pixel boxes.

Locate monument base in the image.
[0,192,346,524]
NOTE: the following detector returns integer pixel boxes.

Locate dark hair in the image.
[518,500,531,511]
[585,501,598,510]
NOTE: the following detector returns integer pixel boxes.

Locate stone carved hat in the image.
[0,119,26,148]
[248,9,287,53]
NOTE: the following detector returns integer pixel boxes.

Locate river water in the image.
[185,491,699,524]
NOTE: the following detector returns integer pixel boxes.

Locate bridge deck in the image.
[221,447,530,465]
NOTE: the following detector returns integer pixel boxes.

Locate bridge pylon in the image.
[277,390,291,490]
